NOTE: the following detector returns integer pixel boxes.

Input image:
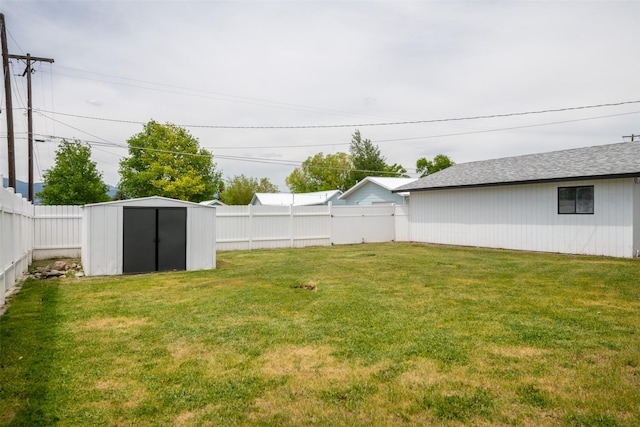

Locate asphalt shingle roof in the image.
[396,142,640,192]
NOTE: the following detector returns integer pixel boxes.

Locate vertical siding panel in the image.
[407,179,635,257]
[630,180,640,256]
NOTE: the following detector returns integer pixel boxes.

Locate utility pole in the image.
[9,53,54,201]
[1,13,16,190]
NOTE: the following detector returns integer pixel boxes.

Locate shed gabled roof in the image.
[395,142,640,192]
[84,196,214,208]
[251,190,342,206]
[338,177,418,199]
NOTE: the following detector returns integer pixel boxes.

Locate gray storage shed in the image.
[81,196,216,276]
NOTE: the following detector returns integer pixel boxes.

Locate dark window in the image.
[558,186,594,214]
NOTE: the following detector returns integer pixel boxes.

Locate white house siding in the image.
[409,178,636,258]
[634,180,640,257]
[343,181,405,205]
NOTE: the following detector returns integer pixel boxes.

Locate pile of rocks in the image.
[32,261,84,279]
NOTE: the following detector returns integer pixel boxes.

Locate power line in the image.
[35,99,640,130]
[24,131,384,173]
[36,111,116,146]
[372,111,640,143]
[33,109,640,152]
[28,105,640,180]
[43,66,397,121]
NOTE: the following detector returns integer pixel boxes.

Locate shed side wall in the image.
[83,205,122,276]
[186,206,216,270]
[409,179,634,257]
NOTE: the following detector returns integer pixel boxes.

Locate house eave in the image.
[394,173,640,193]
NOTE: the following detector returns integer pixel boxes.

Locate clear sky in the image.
[1,0,639,191]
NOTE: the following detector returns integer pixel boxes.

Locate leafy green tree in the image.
[118,121,223,202]
[221,175,278,205]
[383,163,409,178]
[38,140,110,205]
[286,152,352,193]
[416,154,455,178]
[349,130,387,184]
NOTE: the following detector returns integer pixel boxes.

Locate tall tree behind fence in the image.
[0,183,33,306]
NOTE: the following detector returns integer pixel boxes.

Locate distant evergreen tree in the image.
[349,130,388,185]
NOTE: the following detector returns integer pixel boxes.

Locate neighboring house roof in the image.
[395,142,640,192]
[251,190,342,206]
[199,199,227,206]
[339,177,418,199]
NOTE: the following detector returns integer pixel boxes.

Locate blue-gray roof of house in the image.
[396,142,640,192]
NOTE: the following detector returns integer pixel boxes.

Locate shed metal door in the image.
[157,208,187,272]
[123,207,187,274]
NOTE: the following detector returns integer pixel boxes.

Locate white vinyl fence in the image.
[33,205,83,260]
[216,204,408,251]
[2,200,407,303]
[1,185,33,306]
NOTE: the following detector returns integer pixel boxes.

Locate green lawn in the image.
[1,243,639,426]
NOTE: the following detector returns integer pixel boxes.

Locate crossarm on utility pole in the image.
[7,53,54,202]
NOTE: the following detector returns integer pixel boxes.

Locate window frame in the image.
[557,185,594,215]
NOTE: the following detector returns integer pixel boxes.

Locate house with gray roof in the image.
[394,142,640,257]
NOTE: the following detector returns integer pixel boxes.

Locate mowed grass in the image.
[1,243,639,426]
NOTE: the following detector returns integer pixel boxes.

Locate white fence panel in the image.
[331,205,396,245]
[33,205,83,260]
[216,204,399,251]
[216,205,252,251]
[252,206,295,249]
[292,205,331,248]
[395,205,410,242]
[216,205,333,251]
[1,184,33,306]
[1,200,406,305]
